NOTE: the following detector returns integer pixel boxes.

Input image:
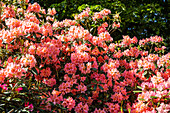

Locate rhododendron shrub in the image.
[0,0,169,112]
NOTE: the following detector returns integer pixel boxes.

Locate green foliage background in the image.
[31,0,170,50]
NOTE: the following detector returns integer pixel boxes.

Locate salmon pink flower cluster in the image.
[0,84,7,90]
[20,54,36,68]
[43,78,56,87]
[64,63,77,74]
[62,97,76,111]
[0,1,169,113]
[131,75,170,113]
[47,8,57,16]
[52,19,77,28]
[1,6,15,21]
[27,2,41,13]
[93,9,111,21]
[3,62,26,79]
[75,7,90,20]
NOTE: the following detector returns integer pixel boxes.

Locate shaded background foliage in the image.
[31,0,170,50]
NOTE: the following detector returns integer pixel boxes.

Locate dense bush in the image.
[33,0,170,50]
[0,0,169,112]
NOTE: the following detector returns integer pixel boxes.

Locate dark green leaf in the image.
[137,68,143,73]
[167,66,170,69]
[12,98,22,101]
[133,90,142,93]
[76,95,80,98]
[33,33,36,39]
[83,94,88,100]
[137,86,142,89]
[138,98,145,101]
[3,92,10,94]
[94,84,97,91]
[98,46,105,52]
[31,67,38,75]
[142,71,147,76]
[68,74,72,78]
[6,97,11,101]
[91,68,97,72]
[150,96,158,99]
[99,85,104,90]
[154,63,158,69]
[91,45,95,51]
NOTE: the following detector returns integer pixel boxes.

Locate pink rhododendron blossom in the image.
[150,35,163,43]
[1,6,15,21]
[27,2,41,13]
[75,7,90,20]
[47,8,57,16]
[43,78,56,87]
[25,102,34,111]
[64,63,77,74]
[0,84,8,90]
[15,87,23,92]
[4,62,26,79]
[40,67,51,78]
[20,54,37,68]
[62,97,75,111]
